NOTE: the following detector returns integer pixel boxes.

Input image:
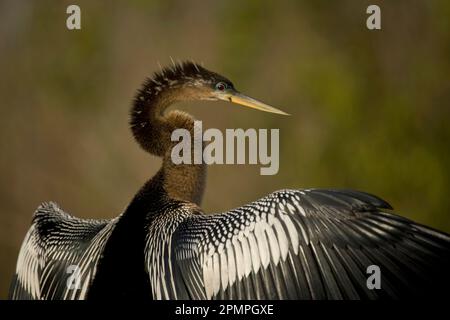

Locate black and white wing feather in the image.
[9,202,117,300]
[172,189,450,299]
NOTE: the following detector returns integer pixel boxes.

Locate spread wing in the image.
[9,202,117,300]
[172,189,450,299]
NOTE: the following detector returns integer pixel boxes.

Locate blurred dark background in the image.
[1,0,449,299]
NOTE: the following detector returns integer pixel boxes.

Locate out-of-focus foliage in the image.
[1,0,449,298]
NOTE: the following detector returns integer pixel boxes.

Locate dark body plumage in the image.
[9,62,450,300]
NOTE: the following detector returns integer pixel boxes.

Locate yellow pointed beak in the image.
[228,92,289,116]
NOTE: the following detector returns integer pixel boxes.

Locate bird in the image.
[9,61,450,300]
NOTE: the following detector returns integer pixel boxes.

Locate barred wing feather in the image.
[172,189,450,299]
[9,202,117,300]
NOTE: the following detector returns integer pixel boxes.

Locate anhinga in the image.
[10,62,450,300]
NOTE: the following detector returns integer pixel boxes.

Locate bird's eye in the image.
[215,82,227,91]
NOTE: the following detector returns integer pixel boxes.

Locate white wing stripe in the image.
[240,237,252,278]
[255,222,270,269]
[265,224,280,265]
[232,238,244,281]
[212,252,220,296]
[247,233,261,274]
[227,244,236,289]
[220,251,228,291]
[272,217,289,261]
[279,213,299,255]
[203,257,214,299]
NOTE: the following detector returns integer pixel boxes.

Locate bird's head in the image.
[148,61,289,115]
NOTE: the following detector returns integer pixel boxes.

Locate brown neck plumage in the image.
[130,77,206,206]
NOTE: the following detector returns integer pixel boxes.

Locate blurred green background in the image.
[1,0,449,299]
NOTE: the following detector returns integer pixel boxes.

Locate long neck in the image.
[130,81,206,206]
